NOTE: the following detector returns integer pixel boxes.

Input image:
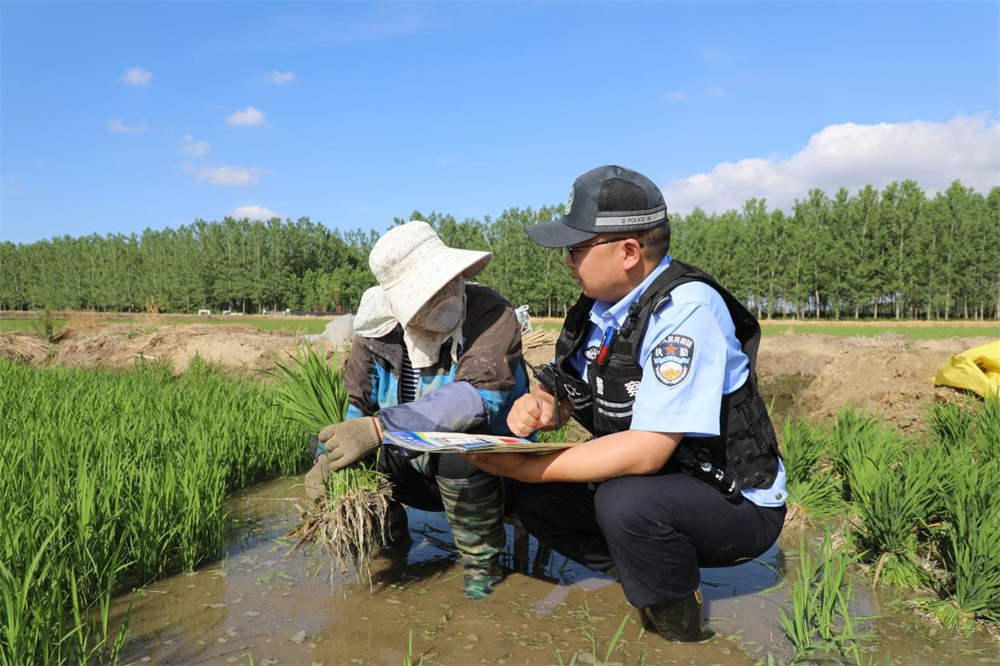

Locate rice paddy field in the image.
[2,315,999,665]
[0,358,310,664]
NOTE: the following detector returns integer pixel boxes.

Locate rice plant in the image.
[0,358,304,665]
[781,417,842,517]
[924,399,975,453]
[267,340,350,433]
[930,457,1000,628]
[268,340,391,582]
[829,405,905,506]
[778,529,870,664]
[551,605,645,666]
[969,394,1000,463]
[849,446,940,588]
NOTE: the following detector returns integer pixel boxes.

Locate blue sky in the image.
[2,1,998,246]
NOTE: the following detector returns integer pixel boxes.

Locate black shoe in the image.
[644,588,715,643]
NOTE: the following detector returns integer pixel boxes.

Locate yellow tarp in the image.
[933,340,1000,398]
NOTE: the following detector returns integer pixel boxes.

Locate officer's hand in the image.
[507,390,559,436]
[507,389,573,436]
[304,417,382,501]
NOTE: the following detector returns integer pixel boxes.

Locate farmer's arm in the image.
[377,291,527,434]
[465,429,682,483]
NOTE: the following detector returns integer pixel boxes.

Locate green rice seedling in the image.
[969,394,1000,463]
[402,629,425,666]
[778,529,870,663]
[829,405,905,505]
[1,358,303,664]
[781,417,843,517]
[267,340,350,433]
[268,340,391,582]
[930,458,1000,628]
[551,605,644,666]
[924,400,975,453]
[849,446,940,589]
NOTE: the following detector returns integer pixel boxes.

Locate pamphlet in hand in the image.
[382,430,576,453]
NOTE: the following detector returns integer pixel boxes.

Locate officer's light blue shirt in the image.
[568,255,786,507]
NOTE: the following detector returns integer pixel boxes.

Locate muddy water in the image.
[108,473,999,666]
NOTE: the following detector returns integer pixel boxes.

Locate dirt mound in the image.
[523,328,996,432]
[43,323,303,375]
[2,321,994,431]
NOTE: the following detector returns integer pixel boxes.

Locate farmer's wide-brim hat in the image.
[368,220,492,328]
[527,165,669,248]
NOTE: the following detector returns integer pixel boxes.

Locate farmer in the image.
[305,220,529,600]
[464,165,787,639]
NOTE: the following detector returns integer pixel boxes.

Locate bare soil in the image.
[3,319,996,431]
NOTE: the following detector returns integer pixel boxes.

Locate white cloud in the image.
[263,70,295,85]
[661,116,1000,215]
[106,118,147,133]
[121,67,153,86]
[182,163,272,186]
[230,205,280,220]
[226,106,269,127]
[663,91,689,102]
[180,135,210,157]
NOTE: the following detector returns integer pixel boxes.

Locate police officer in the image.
[465,165,786,640]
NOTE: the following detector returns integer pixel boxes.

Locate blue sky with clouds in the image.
[2,1,997,245]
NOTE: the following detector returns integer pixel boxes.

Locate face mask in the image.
[410,278,464,333]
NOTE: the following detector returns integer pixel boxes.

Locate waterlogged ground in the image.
[109,477,1000,666]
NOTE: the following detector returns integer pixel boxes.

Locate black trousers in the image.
[517,467,786,609]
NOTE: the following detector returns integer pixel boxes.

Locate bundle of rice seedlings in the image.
[268,340,391,582]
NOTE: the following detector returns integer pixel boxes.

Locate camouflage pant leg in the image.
[435,473,506,570]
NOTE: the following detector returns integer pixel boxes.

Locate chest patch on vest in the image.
[584,345,600,362]
[652,335,695,387]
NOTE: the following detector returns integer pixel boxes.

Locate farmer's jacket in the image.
[344,284,529,437]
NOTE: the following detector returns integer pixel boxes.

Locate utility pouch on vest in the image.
[724,388,779,489]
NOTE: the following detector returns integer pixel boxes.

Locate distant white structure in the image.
[198,309,211,316]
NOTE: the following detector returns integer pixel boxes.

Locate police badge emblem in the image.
[651,335,694,387]
[584,345,600,362]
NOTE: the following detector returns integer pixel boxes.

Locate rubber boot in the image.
[381,500,412,548]
[436,474,506,599]
[644,588,715,643]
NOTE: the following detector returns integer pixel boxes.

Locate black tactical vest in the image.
[551,259,779,491]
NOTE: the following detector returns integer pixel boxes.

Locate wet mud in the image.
[110,476,999,666]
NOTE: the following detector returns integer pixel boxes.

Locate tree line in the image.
[1,179,997,320]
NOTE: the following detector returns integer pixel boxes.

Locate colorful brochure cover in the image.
[382,430,575,453]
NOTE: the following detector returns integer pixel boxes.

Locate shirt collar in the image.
[589,255,673,328]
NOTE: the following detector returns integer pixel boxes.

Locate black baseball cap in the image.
[527,165,668,248]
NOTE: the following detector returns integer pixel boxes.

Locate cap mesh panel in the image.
[598,178,648,212]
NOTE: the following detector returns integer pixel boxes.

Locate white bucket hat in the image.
[367,220,492,329]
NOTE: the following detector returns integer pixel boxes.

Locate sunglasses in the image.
[565,237,644,262]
